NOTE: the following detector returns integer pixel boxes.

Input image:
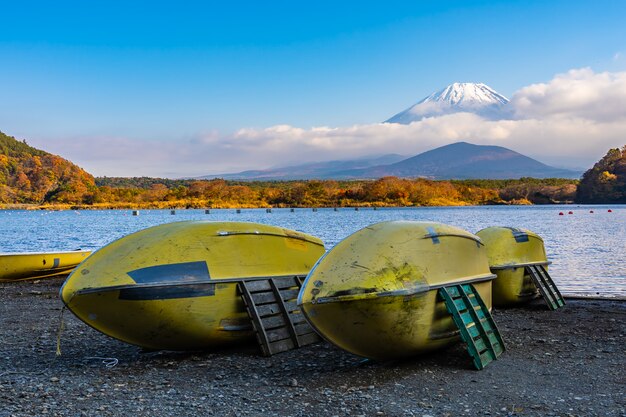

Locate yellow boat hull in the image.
[60,221,325,350]
[488,266,543,306]
[0,250,91,282]
[65,280,254,349]
[302,281,492,359]
[298,221,495,360]
[476,227,548,307]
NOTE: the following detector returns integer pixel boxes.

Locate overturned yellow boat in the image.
[0,250,91,282]
[60,221,325,350]
[298,221,496,360]
[476,226,547,307]
[477,226,564,310]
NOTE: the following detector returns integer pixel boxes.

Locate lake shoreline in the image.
[2,200,605,211]
[1,277,624,416]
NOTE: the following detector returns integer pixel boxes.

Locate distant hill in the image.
[207,142,580,181]
[0,131,96,204]
[198,154,406,180]
[336,142,581,180]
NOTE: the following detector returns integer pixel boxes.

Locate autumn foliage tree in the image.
[577,146,626,203]
[0,131,97,204]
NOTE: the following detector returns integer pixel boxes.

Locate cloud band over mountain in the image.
[34,68,626,177]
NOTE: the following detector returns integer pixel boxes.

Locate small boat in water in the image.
[298,221,497,360]
[60,221,325,350]
[476,226,563,309]
[0,250,91,282]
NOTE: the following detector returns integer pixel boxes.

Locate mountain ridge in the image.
[197,154,407,180]
[206,142,580,181]
[333,142,579,179]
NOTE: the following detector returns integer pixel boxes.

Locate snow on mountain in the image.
[385,82,510,124]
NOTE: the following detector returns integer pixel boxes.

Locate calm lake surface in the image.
[1,205,624,297]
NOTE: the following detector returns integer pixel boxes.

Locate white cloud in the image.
[32,68,626,177]
[510,68,626,122]
[406,101,449,117]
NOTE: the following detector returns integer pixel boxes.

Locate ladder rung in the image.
[294,322,314,336]
[251,288,300,305]
[261,314,288,330]
[267,327,293,343]
[295,332,320,346]
[267,338,296,354]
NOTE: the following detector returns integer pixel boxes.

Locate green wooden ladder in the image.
[439,284,505,370]
[525,264,565,310]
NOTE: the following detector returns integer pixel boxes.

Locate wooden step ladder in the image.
[525,264,565,310]
[439,284,506,370]
[238,276,320,356]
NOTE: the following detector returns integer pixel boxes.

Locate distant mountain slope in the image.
[335,142,580,180]
[201,142,579,181]
[198,154,406,180]
[386,82,510,123]
[0,131,96,204]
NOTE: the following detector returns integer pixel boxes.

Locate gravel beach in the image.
[1,277,624,417]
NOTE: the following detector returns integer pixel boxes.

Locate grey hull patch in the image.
[426,227,440,244]
[127,261,210,284]
[118,283,216,300]
[506,227,529,243]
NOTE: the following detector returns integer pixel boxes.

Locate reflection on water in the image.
[1,205,624,296]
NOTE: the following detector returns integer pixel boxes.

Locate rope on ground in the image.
[84,357,119,368]
[56,305,67,356]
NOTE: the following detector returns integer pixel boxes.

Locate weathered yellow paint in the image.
[298,221,495,360]
[63,279,254,349]
[60,221,325,350]
[0,250,91,281]
[476,226,548,307]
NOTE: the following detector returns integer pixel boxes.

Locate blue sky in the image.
[1,1,625,176]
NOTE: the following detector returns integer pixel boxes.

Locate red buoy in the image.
[568,211,573,214]
[608,209,613,212]
[559,212,564,215]
[589,210,594,213]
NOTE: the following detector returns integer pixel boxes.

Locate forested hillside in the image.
[0,131,96,204]
[577,146,626,203]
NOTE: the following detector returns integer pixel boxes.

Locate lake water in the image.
[1,205,624,297]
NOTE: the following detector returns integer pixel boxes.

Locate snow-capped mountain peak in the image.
[385,82,510,124]
[425,82,508,106]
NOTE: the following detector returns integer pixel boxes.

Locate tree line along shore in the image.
[2,176,579,210]
[1,131,625,208]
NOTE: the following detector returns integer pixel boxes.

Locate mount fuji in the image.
[385,82,510,123]
[201,82,580,180]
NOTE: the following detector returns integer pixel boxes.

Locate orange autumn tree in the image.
[0,131,96,204]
